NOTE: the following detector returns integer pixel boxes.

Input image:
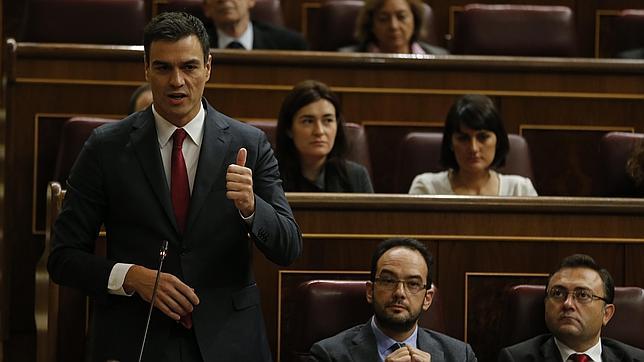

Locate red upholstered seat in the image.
[613,10,644,58]
[598,132,644,196]
[23,0,146,44]
[395,132,534,193]
[314,0,363,51]
[283,280,445,362]
[499,285,644,350]
[252,0,285,26]
[452,4,577,57]
[54,117,119,183]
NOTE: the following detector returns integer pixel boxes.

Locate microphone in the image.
[137,240,169,362]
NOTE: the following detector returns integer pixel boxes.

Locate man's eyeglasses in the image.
[374,277,427,294]
[546,286,608,304]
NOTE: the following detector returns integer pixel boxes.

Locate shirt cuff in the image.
[108,263,135,296]
[240,210,254,225]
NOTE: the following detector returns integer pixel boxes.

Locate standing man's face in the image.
[203,0,256,27]
[366,247,433,334]
[145,35,211,127]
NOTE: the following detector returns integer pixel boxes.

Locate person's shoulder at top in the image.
[418,41,449,55]
[252,21,308,50]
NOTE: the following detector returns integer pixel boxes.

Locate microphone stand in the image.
[137,240,169,362]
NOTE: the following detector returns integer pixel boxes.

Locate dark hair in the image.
[143,12,210,65]
[546,254,615,304]
[275,80,349,191]
[355,0,426,45]
[370,238,433,288]
[440,94,510,171]
[128,83,151,114]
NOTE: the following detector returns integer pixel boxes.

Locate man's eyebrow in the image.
[182,59,201,65]
[378,268,422,280]
[150,58,202,66]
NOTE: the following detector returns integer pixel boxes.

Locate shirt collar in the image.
[370,316,418,361]
[152,103,205,149]
[554,337,603,362]
[217,22,254,50]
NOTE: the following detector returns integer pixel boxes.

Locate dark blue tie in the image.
[226,41,244,49]
[386,342,406,355]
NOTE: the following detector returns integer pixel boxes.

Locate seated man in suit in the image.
[203,0,308,50]
[310,238,477,361]
[498,254,644,362]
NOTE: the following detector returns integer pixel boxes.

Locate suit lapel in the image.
[540,336,565,362]
[251,22,268,49]
[130,110,177,233]
[601,342,622,361]
[349,323,380,361]
[185,103,232,233]
[417,329,445,362]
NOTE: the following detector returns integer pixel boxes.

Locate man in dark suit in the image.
[203,0,308,50]
[498,254,644,362]
[47,12,302,362]
[310,238,477,362]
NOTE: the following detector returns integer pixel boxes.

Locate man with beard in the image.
[310,238,477,361]
[498,254,644,362]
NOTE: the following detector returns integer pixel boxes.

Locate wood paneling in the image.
[38,189,644,362]
[6,42,644,362]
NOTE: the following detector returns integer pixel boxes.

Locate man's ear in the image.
[422,288,434,311]
[205,54,212,80]
[602,303,616,326]
[366,281,374,305]
[144,62,149,81]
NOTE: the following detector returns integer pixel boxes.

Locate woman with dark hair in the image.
[409,94,537,196]
[340,0,447,54]
[276,80,374,192]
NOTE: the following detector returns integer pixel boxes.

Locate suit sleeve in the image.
[248,132,302,266]
[355,164,374,193]
[47,129,115,301]
[497,347,515,362]
[309,342,333,362]
[466,343,478,362]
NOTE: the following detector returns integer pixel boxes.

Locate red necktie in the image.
[171,129,193,328]
[570,353,590,362]
[171,128,190,233]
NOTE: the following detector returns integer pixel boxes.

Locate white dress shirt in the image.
[217,23,253,50]
[107,105,205,295]
[555,337,603,362]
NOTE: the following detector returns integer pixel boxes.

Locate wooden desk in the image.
[7,41,644,361]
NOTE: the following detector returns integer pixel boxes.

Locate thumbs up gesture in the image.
[226,148,255,217]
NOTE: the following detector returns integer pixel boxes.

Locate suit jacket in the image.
[48,100,302,362]
[209,21,308,50]
[498,334,644,362]
[309,322,477,362]
[282,160,374,193]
